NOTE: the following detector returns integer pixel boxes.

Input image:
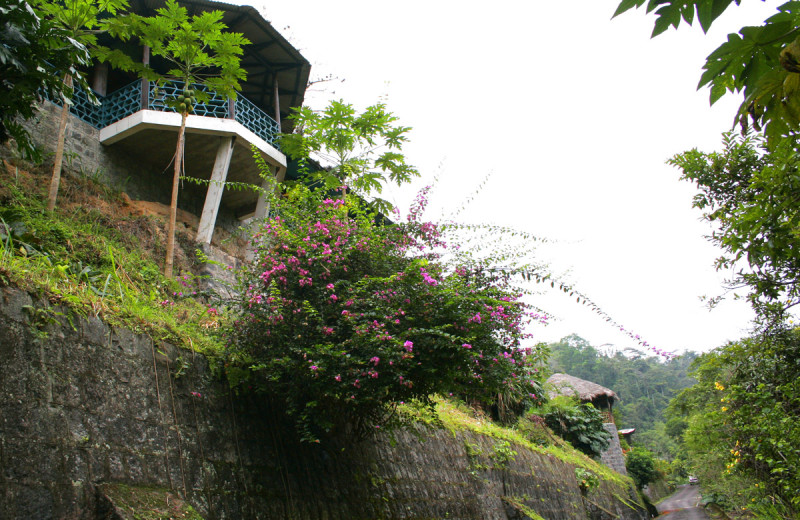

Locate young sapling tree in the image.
[134,0,248,277]
[280,100,419,213]
[31,0,137,211]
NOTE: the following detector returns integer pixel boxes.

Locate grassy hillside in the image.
[0,155,226,356]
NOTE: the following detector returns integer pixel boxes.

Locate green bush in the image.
[626,447,658,489]
[669,330,800,514]
[530,396,611,457]
[225,186,546,441]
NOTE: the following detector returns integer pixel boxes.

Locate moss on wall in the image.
[0,288,648,519]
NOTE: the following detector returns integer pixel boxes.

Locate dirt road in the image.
[656,485,709,519]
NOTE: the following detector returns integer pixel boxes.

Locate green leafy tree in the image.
[615,0,800,144]
[134,0,249,277]
[280,99,419,213]
[0,0,91,161]
[625,447,658,490]
[31,0,136,211]
[670,132,800,326]
[669,331,800,516]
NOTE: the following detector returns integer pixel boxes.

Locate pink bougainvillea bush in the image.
[225,185,546,441]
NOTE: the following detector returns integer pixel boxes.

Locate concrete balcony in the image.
[56,80,286,244]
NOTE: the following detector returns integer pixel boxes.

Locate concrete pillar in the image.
[196,136,236,244]
[141,45,150,110]
[253,164,285,220]
[273,76,281,132]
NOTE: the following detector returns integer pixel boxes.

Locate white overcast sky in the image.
[247,0,780,355]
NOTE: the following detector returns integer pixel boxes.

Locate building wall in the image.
[0,287,647,520]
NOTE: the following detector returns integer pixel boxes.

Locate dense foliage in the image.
[548,335,696,458]
[529,396,611,458]
[671,133,800,328]
[615,0,800,144]
[225,185,546,441]
[279,100,419,214]
[0,0,90,161]
[625,447,658,490]
[667,331,800,516]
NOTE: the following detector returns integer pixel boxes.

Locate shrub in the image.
[225,186,545,441]
[626,447,658,489]
[530,396,611,457]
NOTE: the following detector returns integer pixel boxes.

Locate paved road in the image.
[656,485,709,520]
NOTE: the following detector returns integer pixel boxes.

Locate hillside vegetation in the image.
[0,155,226,356]
[0,151,638,499]
[548,335,696,460]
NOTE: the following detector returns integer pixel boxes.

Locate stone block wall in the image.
[600,424,628,476]
[0,288,647,519]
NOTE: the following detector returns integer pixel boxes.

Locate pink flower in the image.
[310,365,318,371]
[462,343,472,349]
[335,374,341,382]
[370,356,380,366]
[403,340,413,352]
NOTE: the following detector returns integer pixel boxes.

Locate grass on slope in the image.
[0,157,228,357]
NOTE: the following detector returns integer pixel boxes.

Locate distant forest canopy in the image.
[547,334,696,459]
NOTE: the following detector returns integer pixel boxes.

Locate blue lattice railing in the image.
[235,95,280,144]
[44,84,105,128]
[101,80,141,126]
[50,80,281,148]
[149,81,230,118]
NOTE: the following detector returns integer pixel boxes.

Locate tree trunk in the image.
[164,111,187,278]
[47,73,73,212]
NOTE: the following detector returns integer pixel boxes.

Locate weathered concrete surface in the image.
[0,287,648,519]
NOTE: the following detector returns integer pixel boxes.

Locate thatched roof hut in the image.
[546,373,618,422]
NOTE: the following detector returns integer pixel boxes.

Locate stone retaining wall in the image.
[0,288,647,519]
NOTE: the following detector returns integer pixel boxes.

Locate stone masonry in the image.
[0,287,647,520]
[600,424,628,476]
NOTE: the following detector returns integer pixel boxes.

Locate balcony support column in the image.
[273,76,281,132]
[246,162,284,261]
[196,136,236,244]
[140,45,150,110]
[253,162,285,220]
